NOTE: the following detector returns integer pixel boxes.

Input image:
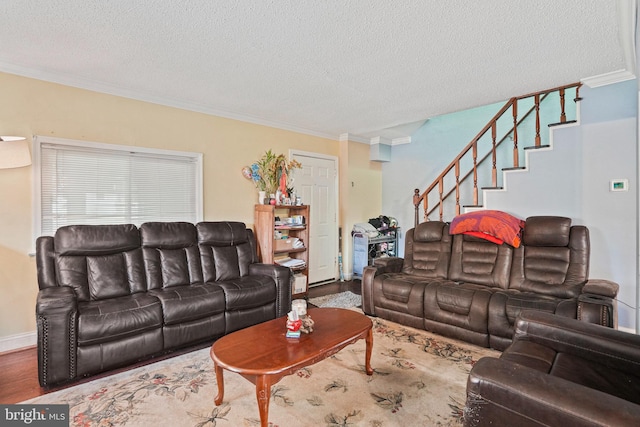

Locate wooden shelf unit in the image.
[254,204,310,298]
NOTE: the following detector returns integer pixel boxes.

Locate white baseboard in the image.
[618,325,637,335]
[0,331,37,353]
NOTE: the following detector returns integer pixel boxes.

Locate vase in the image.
[258,191,266,205]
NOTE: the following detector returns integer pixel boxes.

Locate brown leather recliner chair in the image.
[464,311,640,426]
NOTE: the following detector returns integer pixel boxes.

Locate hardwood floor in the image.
[0,280,361,404]
[307,278,361,300]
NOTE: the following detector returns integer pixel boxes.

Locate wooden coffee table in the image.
[210,307,373,427]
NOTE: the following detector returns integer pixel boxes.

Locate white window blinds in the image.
[35,137,203,236]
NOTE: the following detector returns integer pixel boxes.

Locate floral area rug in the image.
[308,291,362,309]
[25,315,499,426]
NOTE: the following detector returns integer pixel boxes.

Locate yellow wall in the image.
[0,72,381,342]
[339,138,383,278]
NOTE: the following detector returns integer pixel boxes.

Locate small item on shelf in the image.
[286,310,302,338]
[293,273,307,294]
[275,257,306,268]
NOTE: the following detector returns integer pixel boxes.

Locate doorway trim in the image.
[289,149,340,282]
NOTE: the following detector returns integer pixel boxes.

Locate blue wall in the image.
[381,79,638,331]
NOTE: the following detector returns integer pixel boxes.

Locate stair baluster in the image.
[413,82,582,226]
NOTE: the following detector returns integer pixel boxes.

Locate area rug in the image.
[24,315,499,426]
[308,290,362,309]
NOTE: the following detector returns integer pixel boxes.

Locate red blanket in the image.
[449,210,525,247]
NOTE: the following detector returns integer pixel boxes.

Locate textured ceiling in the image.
[0,1,631,141]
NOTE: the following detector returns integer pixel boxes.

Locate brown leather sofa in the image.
[361,216,619,350]
[35,221,291,387]
[464,311,640,426]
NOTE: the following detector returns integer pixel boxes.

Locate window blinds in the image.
[38,141,201,236]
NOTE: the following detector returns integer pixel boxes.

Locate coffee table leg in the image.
[213,363,224,405]
[365,327,373,375]
[256,375,271,427]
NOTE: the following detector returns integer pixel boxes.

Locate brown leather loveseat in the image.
[361,216,618,350]
[35,221,291,387]
[464,310,640,426]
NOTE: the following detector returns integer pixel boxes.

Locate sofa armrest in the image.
[579,279,619,328]
[514,311,640,374]
[465,357,640,427]
[36,286,78,387]
[583,279,619,298]
[361,257,404,316]
[249,263,292,317]
[372,256,404,272]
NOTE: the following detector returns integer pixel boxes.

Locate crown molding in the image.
[0,63,340,141]
[369,136,391,145]
[339,133,369,144]
[581,69,636,88]
[391,136,412,145]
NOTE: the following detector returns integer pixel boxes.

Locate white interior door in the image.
[291,152,338,284]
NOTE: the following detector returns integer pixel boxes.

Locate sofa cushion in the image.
[197,222,256,281]
[522,216,571,247]
[77,293,163,346]
[57,248,146,302]
[414,221,447,242]
[55,224,146,301]
[448,234,512,289]
[424,281,492,329]
[54,224,140,256]
[197,221,249,246]
[509,218,589,298]
[141,222,204,290]
[499,339,557,373]
[501,332,640,406]
[149,284,225,325]
[550,353,640,405]
[488,291,578,349]
[372,273,430,329]
[423,281,493,347]
[140,221,198,249]
[402,221,452,278]
[379,274,427,305]
[217,275,277,311]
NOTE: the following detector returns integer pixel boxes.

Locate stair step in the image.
[524,145,550,151]
[502,166,526,172]
[481,186,504,190]
[548,120,577,128]
[463,205,484,208]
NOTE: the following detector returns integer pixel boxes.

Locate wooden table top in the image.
[210,307,372,377]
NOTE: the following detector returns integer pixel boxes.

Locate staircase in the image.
[412,83,582,226]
